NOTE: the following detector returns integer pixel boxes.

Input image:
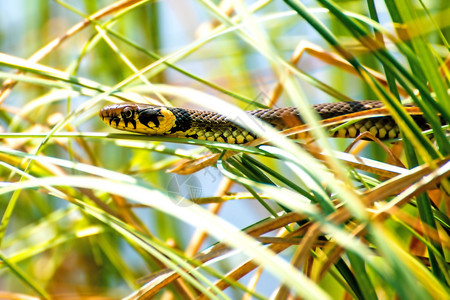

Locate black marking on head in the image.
[129,118,137,129]
[168,107,193,133]
[138,107,163,128]
[112,118,120,127]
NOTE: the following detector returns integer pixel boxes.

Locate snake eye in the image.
[122,107,134,119]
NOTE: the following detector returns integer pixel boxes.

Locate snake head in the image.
[99,103,139,130]
[99,103,176,135]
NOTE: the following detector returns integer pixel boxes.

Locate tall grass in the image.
[0,0,448,299]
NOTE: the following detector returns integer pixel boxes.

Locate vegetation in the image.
[0,0,448,299]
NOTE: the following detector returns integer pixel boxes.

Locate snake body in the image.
[99,101,430,144]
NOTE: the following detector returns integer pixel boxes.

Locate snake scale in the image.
[99,101,431,144]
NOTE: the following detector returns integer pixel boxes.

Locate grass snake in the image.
[99,101,433,144]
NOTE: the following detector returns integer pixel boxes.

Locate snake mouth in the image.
[99,108,113,123]
[99,106,120,129]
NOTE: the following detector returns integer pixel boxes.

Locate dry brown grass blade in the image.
[0,0,145,104]
[372,161,449,217]
[305,145,407,178]
[190,192,267,205]
[168,152,226,175]
[363,156,449,204]
[344,132,405,168]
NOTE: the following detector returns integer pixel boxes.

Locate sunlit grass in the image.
[0,1,448,299]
